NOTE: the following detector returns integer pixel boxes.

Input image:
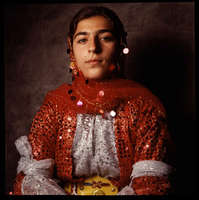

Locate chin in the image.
[86,75,104,80]
[85,70,107,80]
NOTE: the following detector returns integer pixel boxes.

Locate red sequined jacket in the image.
[13,78,174,195]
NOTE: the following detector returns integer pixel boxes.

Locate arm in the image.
[13,93,66,195]
[129,97,175,195]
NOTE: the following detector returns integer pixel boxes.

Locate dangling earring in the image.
[108,64,116,72]
[122,46,129,54]
[108,63,121,77]
[120,43,129,55]
[67,38,79,76]
[68,48,79,76]
[116,62,120,72]
[69,59,79,76]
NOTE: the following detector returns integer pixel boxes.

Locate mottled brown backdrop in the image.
[4,2,195,195]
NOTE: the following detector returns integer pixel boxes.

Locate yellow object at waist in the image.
[64,175,118,195]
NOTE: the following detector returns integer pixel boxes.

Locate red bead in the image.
[98,90,105,97]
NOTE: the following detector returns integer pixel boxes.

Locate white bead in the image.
[123,47,129,54]
[110,110,116,117]
[77,100,83,106]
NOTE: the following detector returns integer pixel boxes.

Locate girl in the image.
[13,6,174,195]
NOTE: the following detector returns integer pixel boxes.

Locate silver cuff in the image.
[131,160,173,180]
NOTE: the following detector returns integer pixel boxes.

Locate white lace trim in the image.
[72,113,120,178]
[15,136,66,195]
[117,186,136,195]
[131,160,173,180]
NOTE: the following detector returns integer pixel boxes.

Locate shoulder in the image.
[47,83,70,98]
[118,79,158,101]
[120,79,166,115]
[43,83,71,105]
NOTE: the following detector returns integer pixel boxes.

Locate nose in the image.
[88,37,101,53]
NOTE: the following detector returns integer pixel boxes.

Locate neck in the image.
[72,70,119,88]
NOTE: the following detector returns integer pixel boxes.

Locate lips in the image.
[86,59,102,64]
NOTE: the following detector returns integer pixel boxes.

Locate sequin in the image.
[99,109,104,114]
[110,110,116,117]
[98,90,105,97]
[67,116,72,121]
[67,129,71,133]
[77,100,83,106]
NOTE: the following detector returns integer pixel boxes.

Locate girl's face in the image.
[72,16,117,80]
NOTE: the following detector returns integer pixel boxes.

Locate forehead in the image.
[75,16,113,34]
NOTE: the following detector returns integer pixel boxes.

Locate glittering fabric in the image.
[13,172,25,195]
[15,136,66,195]
[117,185,135,195]
[131,176,171,195]
[131,160,172,179]
[22,175,66,195]
[72,113,120,178]
[15,136,54,177]
[13,74,174,195]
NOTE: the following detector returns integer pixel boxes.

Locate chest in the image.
[54,108,134,183]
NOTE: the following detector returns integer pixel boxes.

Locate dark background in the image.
[4,2,195,195]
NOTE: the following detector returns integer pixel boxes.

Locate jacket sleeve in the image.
[13,93,66,195]
[129,96,175,195]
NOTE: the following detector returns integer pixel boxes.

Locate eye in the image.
[100,35,114,42]
[77,38,88,44]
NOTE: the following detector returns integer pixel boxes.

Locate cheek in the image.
[73,47,85,63]
[73,47,88,73]
[106,42,117,54]
[104,45,117,62]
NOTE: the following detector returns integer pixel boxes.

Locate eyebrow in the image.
[73,29,114,40]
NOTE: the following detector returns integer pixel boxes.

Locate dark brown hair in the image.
[68,6,127,47]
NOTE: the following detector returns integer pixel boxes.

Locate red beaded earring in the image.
[69,55,79,76]
[108,64,116,72]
